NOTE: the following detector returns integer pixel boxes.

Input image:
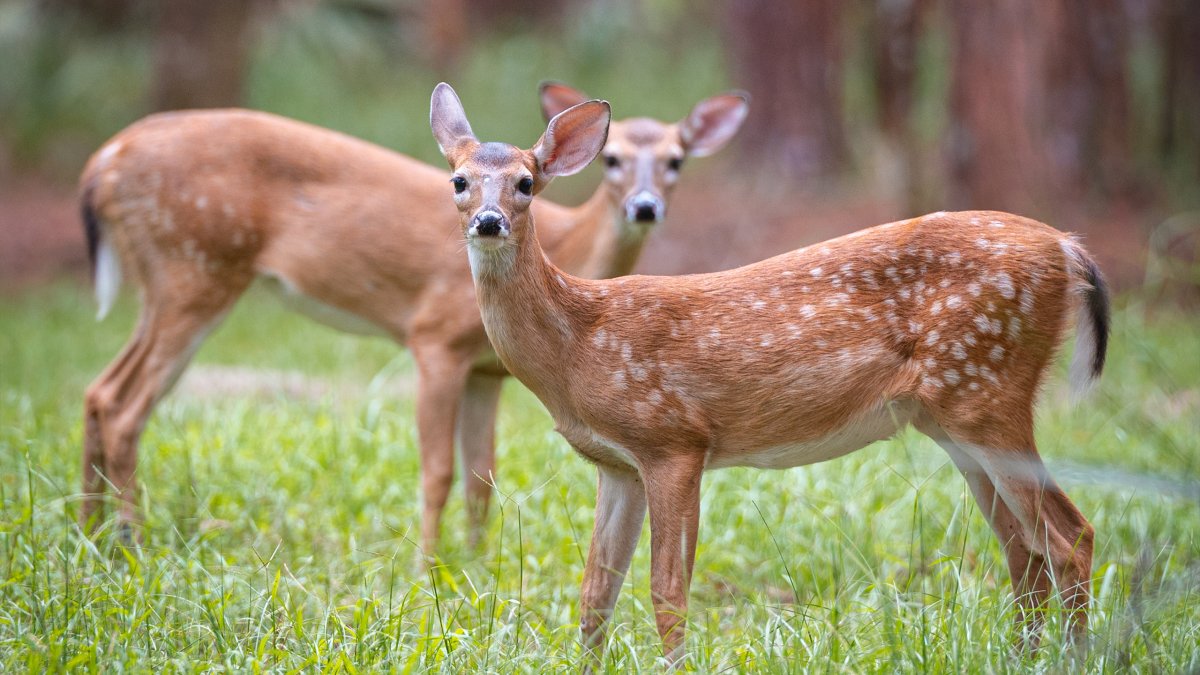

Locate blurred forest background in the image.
[1,0,1198,295]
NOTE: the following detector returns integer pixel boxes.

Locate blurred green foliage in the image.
[0,0,729,194]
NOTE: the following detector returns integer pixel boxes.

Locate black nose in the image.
[634,203,658,223]
[475,213,503,236]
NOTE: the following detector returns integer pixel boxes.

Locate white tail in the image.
[431,83,1108,665]
[77,91,747,551]
[92,233,121,321]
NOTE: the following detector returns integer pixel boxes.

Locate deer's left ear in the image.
[430,82,477,162]
[532,100,611,181]
[679,92,749,158]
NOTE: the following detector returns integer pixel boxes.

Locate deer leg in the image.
[925,423,1093,647]
[932,436,1055,647]
[81,314,150,530]
[83,290,237,541]
[642,454,704,666]
[457,370,504,549]
[411,343,471,556]
[579,464,646,670]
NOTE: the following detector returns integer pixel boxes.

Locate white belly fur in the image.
[708,399,918,470]
[257,270,388,337]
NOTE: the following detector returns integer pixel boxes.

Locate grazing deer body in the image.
[430,83,1108,664]
[79,89,748,551]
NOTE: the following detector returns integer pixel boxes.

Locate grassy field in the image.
[1,283,1197,672]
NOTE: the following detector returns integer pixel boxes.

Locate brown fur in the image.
[78,94,745,552]
[433,85,1104,665]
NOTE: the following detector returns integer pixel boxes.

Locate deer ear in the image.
[430,82,476,161]
[679,91,749,158]
[539,81,590,122]
[532,100,611,180]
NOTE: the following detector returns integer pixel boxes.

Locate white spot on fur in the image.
[1020,288,1035,315]
[989,345,1005,361]
[760,335,774,347]
[967,282,982,297]
[973,314,992,334]
[964,363,979,376]
[1007,316,1022,339]
[989,219,1004,228]
[975,238,990,250]
[951,342,967,360]
[994,272,1015,299]
[968,381,980,391]
[946,295,963,309]
[924,330,941,346]
[980,365,1000,385]
[930,299,944,315]
[195,196,208,210]
[944,369,961,385]
[963,333,977,346]
[800,305,816,318]
[810,266,824,278]
[593,329,608,348]
[621,343,632,360]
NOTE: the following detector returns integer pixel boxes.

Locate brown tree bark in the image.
[945,0,1054,214]
[1160,0,1200,177]
[152,0,258,111]
[724,0,849,181]
[870,0,930,214]
[1043,0,1132,197]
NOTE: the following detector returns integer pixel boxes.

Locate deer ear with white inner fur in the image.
[430,82,477,160]
[532,100,611,181]
[680,92,750,158]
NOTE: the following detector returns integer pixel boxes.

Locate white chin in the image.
[469,236,509,252]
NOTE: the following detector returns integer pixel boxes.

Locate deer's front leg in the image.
[643,454,704,666]
[580,464,646,667]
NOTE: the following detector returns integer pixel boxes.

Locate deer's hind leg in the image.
[917,408,1093,648]
[82,274,247,540]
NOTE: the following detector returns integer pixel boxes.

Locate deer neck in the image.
[468,216,590,400]
[543,187,649,280]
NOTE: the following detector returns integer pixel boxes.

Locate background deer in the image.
[430,82,1109,665]
[78,89,748,552]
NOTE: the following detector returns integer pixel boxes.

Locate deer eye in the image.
[517,176,534,195]
[604,155,620,169]
[451,176,468,194]
[667,157,683,171]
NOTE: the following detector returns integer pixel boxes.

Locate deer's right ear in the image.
[532,100,611,181]
[539,81,590,122]
[430,82,476,161]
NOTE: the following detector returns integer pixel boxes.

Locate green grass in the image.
[1,283,1198,671]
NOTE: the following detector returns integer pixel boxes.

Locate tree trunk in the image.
[724,0,848,181]
[152,0,257,111]
[870,0,930,214]
[1160,0,1200,177]
[1043,0,1132,197]
[945,0,1053,214]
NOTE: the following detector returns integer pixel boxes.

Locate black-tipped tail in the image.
[82,184,100,281]
[1082,256,1110,380]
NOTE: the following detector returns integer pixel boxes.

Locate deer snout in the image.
[626,191,664,224]
[470,210,509,238]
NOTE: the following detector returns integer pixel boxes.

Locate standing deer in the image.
[78,87,748,552]
[429,82,1108,665]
